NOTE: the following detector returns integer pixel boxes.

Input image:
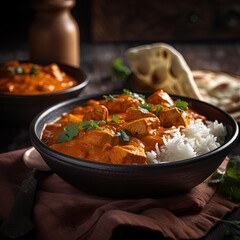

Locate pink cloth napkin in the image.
[0,148,238,240]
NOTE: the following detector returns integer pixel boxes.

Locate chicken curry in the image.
[0,61,78,95]
[42,89,207,165]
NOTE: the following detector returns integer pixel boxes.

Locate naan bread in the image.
[193,70,240,121]
[126,43,203,100]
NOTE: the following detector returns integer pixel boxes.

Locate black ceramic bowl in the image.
[0,62,88,127]
[30,94,239,198]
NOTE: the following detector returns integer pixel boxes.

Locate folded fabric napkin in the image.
[0,149,238,240]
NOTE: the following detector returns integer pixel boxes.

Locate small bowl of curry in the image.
[0,61,88,126]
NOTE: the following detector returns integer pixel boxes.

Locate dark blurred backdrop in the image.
[0,0,240,50]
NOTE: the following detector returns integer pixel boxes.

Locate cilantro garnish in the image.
[111,57,131,80]
[173,99,188,111]
[155,105,165,115]
[103,94,116,101]
[57,120,106,143]
[57,123,80,143]
[7,66,26,75]
[123,89,145,103]
[137,103,153,113]
[6,65,38,75]
[209,156,240,202]
[79,120,105,131]
[112,115,119,123]
[102,89,145,104]
[116,129,130,142]
[221,220,240,239]
[30,65,39,75]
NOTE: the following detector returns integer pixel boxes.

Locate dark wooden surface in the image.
[91,0,240,42]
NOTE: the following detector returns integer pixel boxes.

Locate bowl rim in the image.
[0,61,89,98]
[30,93,240,172]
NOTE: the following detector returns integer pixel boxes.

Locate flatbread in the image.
[126,43,203,100]
[193,70,240,122]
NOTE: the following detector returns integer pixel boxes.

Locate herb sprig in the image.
[209,156,240,202]
[6,65,39,75]
[221,220,240,239]
[57,120,106,143]
[116,129,130,142]
[103,89,145,103]
[111,57,131,80]
[171,99,189,112]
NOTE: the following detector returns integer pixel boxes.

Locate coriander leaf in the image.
[221,220,240,239]
[30,65,39,75]
[225,156,240,180]
[6,66,15,74]
[78,120,106,131]
[57,123,79,143]
[209,155,240,202]
[116,129,130,142]
[15,66,25,75]
[138,103,153,113]
[103,94,116,101]
[112,115,119,123]
[155,105,165,115]
[112,57,131,80]
[122,89,145,103]
[175,99,188,111]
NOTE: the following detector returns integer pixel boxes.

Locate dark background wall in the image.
[0,0,90,49]
[0,0,240,50]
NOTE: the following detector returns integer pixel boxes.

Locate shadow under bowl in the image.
[30,94,239,198]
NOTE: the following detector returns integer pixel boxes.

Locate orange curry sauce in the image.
[0,61,78,95]
[42,90,206,164]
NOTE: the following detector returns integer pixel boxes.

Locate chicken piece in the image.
[44,63,63,81]
[158,107,190,128]
[109,145,146,164]
[141,135,164,152]
[146,89,174,106]
[125,107,156,122]
[80,128,116,147]
[100,95,140,114]
[122,117,160,136]
[83,105,109,121]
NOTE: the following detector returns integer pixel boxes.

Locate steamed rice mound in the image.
[146,119,227,163]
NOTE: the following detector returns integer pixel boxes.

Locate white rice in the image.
[146,119,227,164]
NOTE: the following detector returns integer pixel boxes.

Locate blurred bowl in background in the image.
[0,61,88,127]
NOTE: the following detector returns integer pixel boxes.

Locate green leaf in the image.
[155,105,165,115]
[112,115,119,123]
[137,103,153,113]
[112,57,131,80]
[57,123,79,143]
[30,65,39,75]
[79,120,103,131]
[15,66,25,75]
[209,156,240,202]
[171,99,188,111]
[122,89,145,103]
[221,220,240,239]
[225,156,240,180]
[103,94,116,101]
[6,66,15,74]
[116,129,130,142]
